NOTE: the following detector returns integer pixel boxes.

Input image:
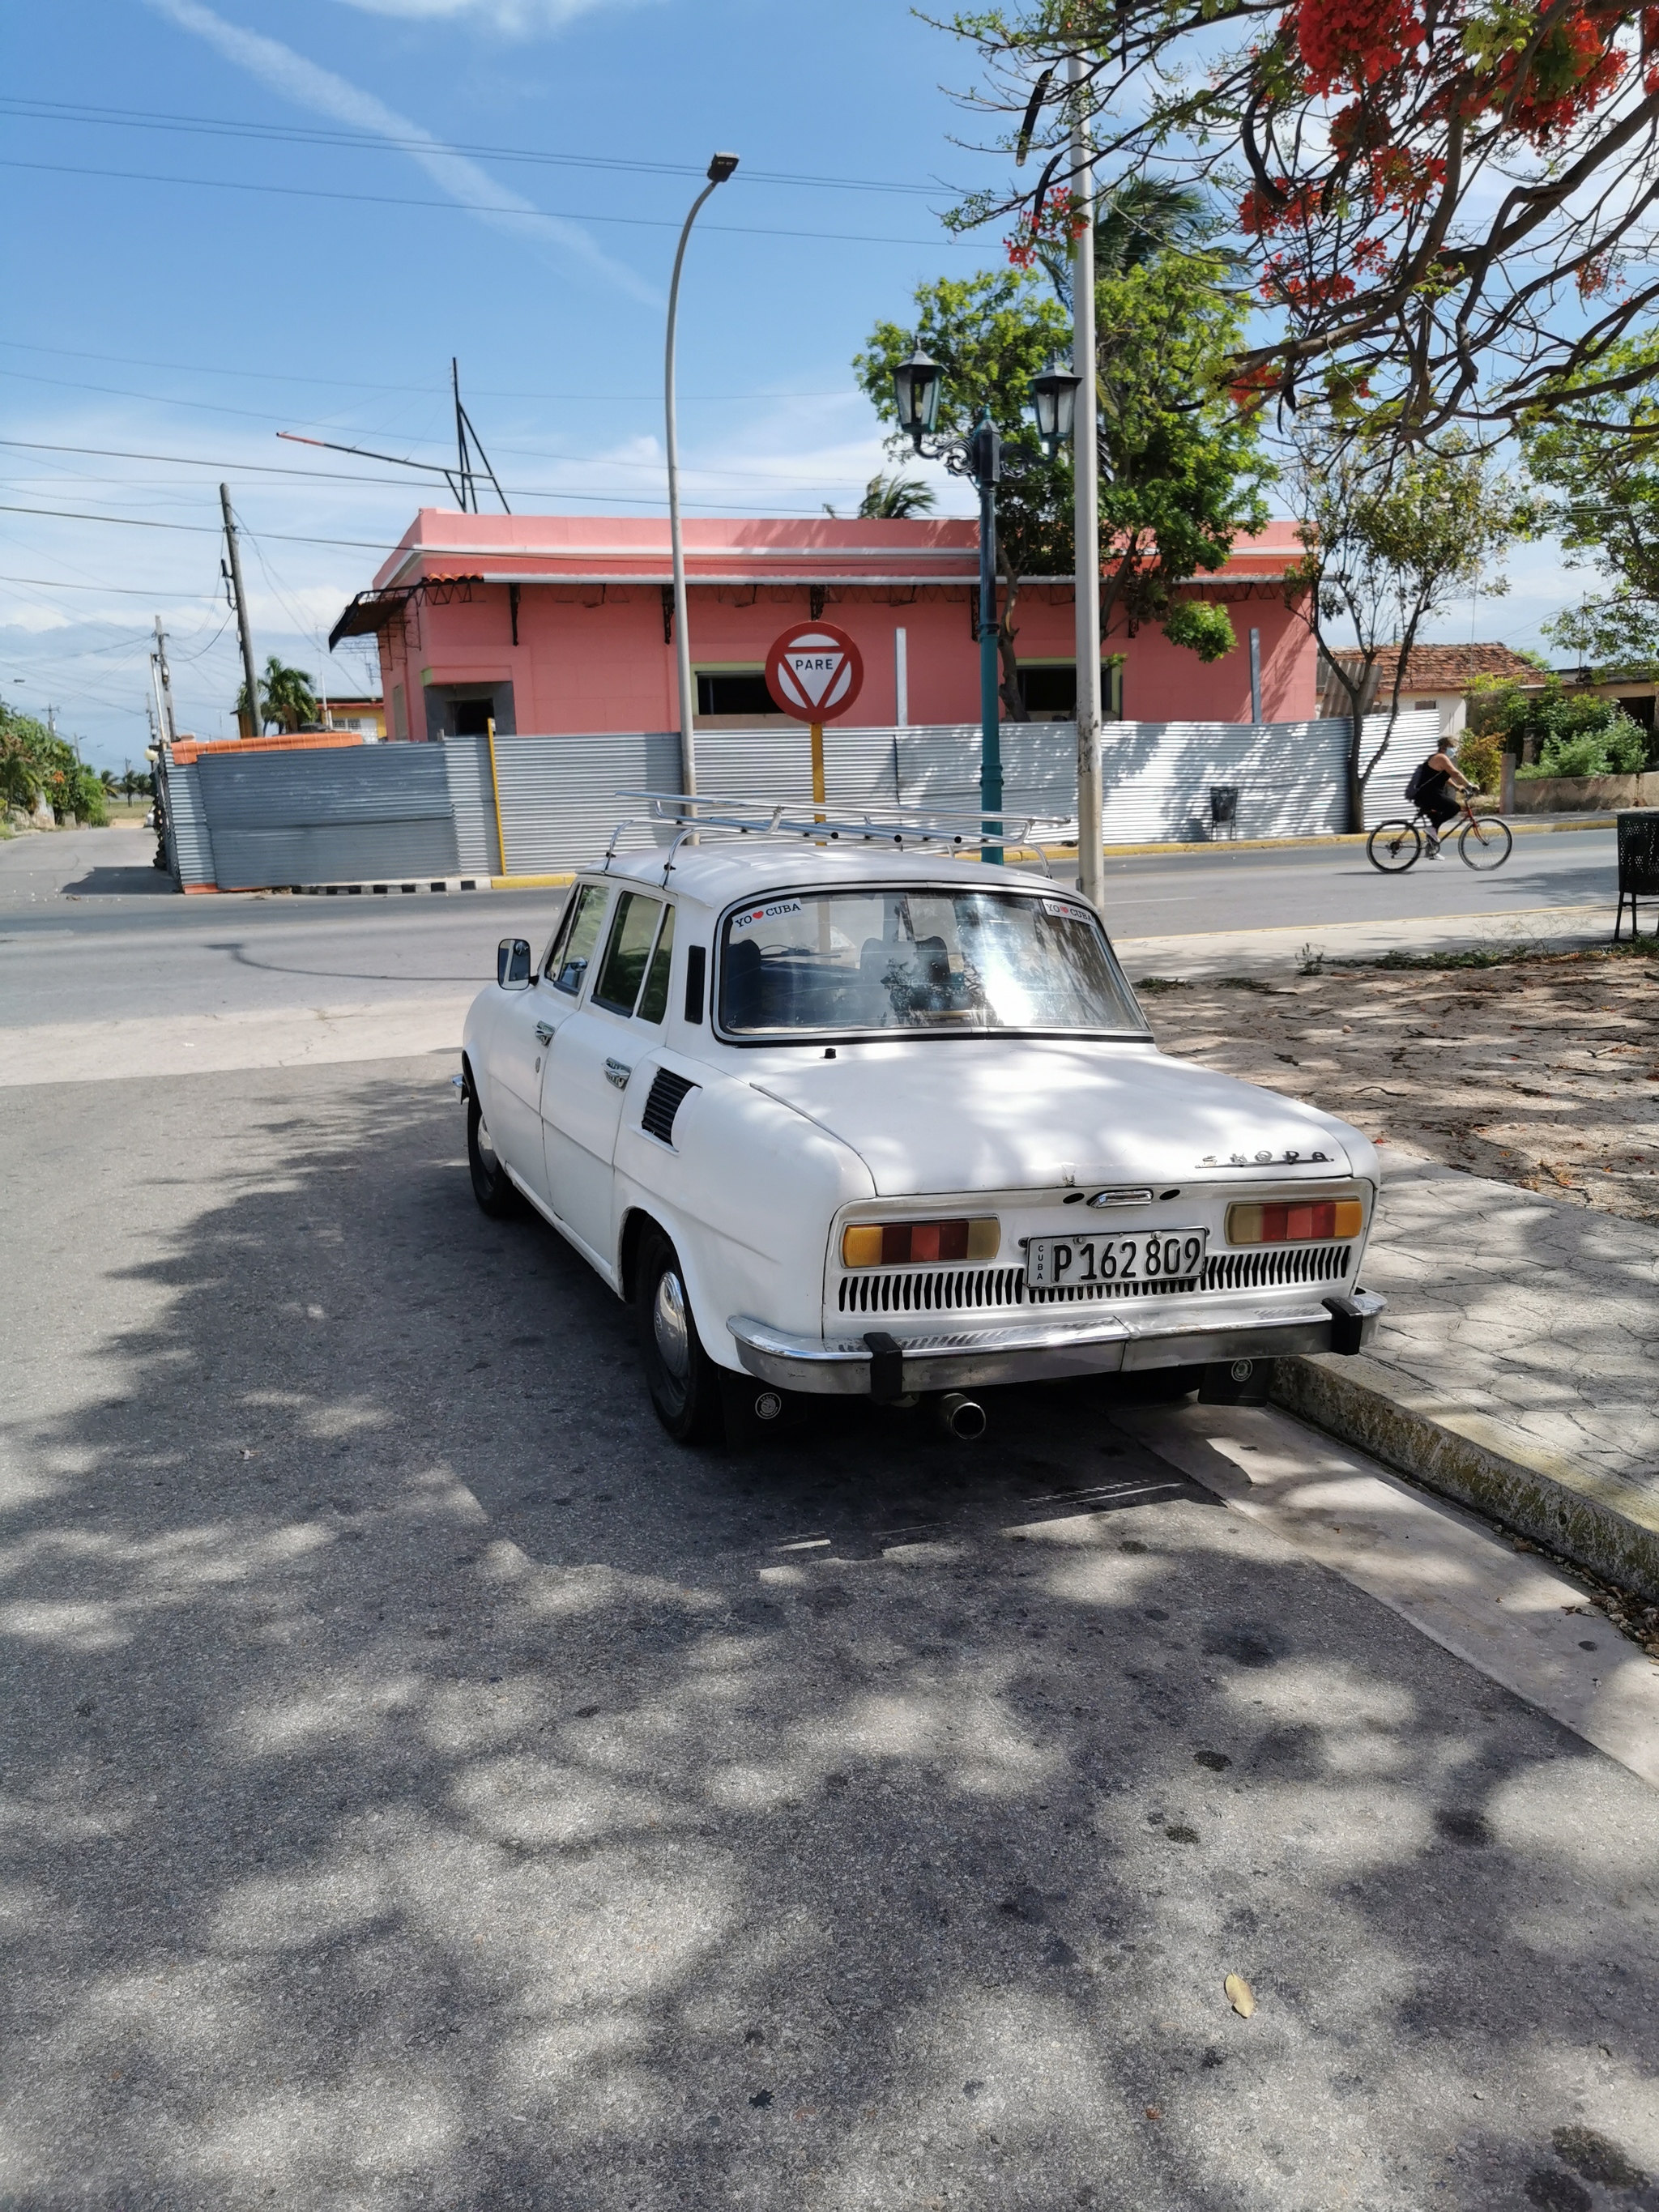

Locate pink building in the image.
[331,513,1314,742]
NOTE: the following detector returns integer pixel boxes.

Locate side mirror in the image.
[497,937,532,989]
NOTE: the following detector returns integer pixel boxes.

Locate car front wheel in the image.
[636,1227,723,1444]
[467,1093,520,1218]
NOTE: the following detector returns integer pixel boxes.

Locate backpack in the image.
[1404,757,1432,803]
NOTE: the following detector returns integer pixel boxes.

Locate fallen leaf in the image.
[1145,2105,1162,2121]
[1225,1973,1256,2018]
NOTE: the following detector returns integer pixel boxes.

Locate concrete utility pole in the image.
[220,484,261,738]
[665,152,740,798]
[1069,51,1105,911]
[151,619,177,744]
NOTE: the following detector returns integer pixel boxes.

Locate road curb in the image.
[1272,1349,1659,1602]
[1038,816,1615,863]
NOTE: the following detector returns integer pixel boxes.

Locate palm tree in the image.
[237,657,318,735]
[857,472,938,519]
[1040,178,1237,307]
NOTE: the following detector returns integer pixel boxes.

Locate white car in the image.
[459,821,1384,1444]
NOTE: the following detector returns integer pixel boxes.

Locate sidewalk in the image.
[1114,898,1610,980]
[1276,1153,1659,1601]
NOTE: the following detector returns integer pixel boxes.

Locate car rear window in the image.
[718,886,1148,1039]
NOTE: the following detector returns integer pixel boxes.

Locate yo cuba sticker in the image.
[731,899,804,932]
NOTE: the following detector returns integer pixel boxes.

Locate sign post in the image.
[764,622,865,824]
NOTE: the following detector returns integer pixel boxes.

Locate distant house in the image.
[318,693,386,738]
[1319,642,1659,744]
[1317,644,1544,744]
[329,511,1320,741]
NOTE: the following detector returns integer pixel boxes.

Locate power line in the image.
[0,573,223,597]
[0,434,875,492]
[0,156,971,251]
[0,336,854,403]
[0,97,953,198]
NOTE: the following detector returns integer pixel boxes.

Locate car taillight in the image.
[841,1218,1000,1268]
[1226,1199,1363,1246]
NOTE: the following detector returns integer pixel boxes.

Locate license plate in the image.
[1026,1228,1209,1290]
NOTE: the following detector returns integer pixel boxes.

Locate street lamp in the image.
[892,350,1062,863]
[1029,359,1081,456]
[665,151,740,799]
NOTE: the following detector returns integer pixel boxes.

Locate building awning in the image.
[328,575,482,651]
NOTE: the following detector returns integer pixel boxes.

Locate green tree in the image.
[1034,177,1232,308]
[0,699,108,825]
[1469,676,1650,778]
[855,267,1073,719]
[237,656,318,735]
[1090,247,1270,671]
[855,254,1268,718]
[1520,338,1659,675]
[1287,439,1529,830]
[859,472,938,520]
[941,0,1659,443]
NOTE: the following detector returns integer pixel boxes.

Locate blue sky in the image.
[3,0,1579,765]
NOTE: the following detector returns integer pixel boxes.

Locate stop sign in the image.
[764,622,864,724]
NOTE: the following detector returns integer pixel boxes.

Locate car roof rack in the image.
[603,791,1068,882]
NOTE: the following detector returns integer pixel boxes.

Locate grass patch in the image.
[1332,937,1659,974]
[1134,975,1189,993]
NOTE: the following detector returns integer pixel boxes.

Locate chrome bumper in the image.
[727,1291,1384,1398]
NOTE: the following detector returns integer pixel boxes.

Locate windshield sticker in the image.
[1041,897,1084,918]
[731,899,804,932]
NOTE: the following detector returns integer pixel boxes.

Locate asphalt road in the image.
[2,871,1656,2208]
[0,821,1619,1032]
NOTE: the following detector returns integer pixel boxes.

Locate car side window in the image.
[591,891,663,1015]
[549,884,609,995]
[633,906,676,1025]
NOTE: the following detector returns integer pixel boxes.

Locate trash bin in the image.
[1614,810,1659,940]
[1210,785,1240,839]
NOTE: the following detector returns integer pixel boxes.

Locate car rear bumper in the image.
[727,1291,1384,1398]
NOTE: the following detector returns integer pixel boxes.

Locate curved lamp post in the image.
[893,347,1079,864]
[665,152,739,799]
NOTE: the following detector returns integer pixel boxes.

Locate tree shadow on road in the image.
[1,1062,1654,2212]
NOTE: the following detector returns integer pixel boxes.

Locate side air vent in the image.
[641,1067,698,1146]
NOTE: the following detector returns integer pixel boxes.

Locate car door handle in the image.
[604,1058,631,1089]
[535,1021,554,1046]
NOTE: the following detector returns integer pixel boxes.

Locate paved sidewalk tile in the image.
[1358,1154,1659,1512]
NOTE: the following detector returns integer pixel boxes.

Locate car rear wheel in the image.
[636,1227,723,1444]
[467,1094,520,1218]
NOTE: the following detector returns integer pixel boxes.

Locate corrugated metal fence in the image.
[159,711,1439,889]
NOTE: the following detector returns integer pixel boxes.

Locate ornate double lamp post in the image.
[892,347,1081,863]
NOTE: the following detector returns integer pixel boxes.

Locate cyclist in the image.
[1405,742,1476,857]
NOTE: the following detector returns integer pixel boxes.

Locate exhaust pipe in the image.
[937,1392,987,1443]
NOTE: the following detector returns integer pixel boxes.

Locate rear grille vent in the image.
[1026,1272,1200,1304]
[1204,1242,1350,1292]
[838,1267,1026,1315]
[641,1068,698,1146]
[835,1241,1354,1314]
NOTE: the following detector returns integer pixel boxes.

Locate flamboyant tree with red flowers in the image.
[940,0,1659,437]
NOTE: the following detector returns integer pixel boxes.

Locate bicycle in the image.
[1366,791,1513,872]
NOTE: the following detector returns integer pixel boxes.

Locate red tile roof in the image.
[1330,642,1542,692]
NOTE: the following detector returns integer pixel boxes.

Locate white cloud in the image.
[331,0,642,29]
[144,0,658,304]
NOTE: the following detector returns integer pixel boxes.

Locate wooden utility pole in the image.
[220,484,262,738]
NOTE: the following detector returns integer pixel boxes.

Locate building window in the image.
[1019,664,1077,718]
[1414,699,1436,712]
[452,698,496,737]
[696,668,775,718]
